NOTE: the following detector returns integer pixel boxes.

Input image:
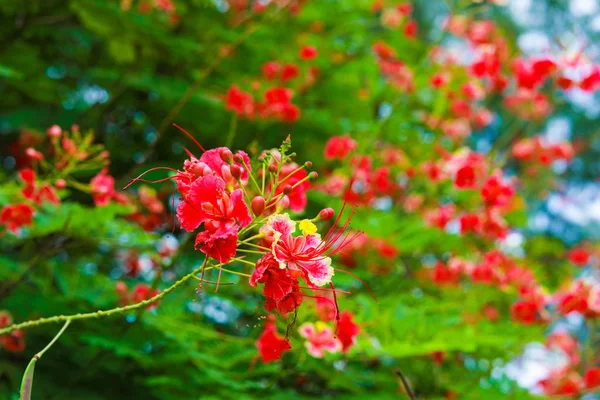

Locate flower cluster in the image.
[116,281,161,310]
[130,135,367,361]
[224,43,320,123]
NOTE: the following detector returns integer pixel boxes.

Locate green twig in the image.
[0,263,210,335]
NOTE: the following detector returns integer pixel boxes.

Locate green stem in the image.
[37,319,71,359]
[225,113,238,148]
[0,263,210,335]
[20,319,71,400]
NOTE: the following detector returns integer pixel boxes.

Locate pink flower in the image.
[298,322,342,358]
[91,168,116,206]
[262,214,334,287]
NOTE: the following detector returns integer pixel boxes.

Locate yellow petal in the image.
[299,219,317,236]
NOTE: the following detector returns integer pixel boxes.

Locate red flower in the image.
[511,300,539,325]
[262,61,281,80]
[481,171,514,207]
[579,67,600,92]
[568,247,590,266]
[117,282,161,310]
[250,253,303,314]
[584,367,600,389]
[177,175,251,263]
[281,64,300,82]
[0,311,25,352]
[558,291,589,316]
[256,315,291,363]
[431,261,461,286]
[324,135,358,161]
[91,168,116,206]
[403,20,417,39]
[225,85,255,117]
[177,175,251,234]
[424,204,455,229]
[0,203,34,233]
[199,147,252,186]
[459,213,481,234]
[259,87,300,122]
[337,311,360,352]
[299,45,318,60]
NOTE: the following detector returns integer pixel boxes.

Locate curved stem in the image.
[20,319,71,400]
[36,319,71,359]
[0,263,210,335]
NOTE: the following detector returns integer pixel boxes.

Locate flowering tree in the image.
[1,0,600,399]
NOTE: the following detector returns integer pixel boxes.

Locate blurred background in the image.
[1,0,600,399]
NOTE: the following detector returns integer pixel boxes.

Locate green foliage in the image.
[1,0,597,399]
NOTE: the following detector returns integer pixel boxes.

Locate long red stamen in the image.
[334,268,378,302]
[173,123,206,153]
[330,282,340,326]
[183,146,196,158]
[298,286,351,294]
[123,166,179,190]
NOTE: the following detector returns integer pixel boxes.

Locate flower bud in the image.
[305,161,313,168]
[252,196,265,216]
[100,150,110,159]
[230,164,242,180]
[276,195,290,212]
[319,207,335,221]
[283,185,293,195]
[268,164,278,173]
[71,124,80,133]
[55,179,67,189]
[309,171,318,179]
[25,147,43,161]
[220,148,233,162]
[115,281,128,295]
[47,124,62,139]
[233,154,243,163]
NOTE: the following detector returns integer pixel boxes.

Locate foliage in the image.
[1,0,600,399]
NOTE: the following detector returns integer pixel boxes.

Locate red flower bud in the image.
[46,124,62,139]
[233,154,243,163]
[55,179,67,189]
[231,164,242,179]
[220,148,233,162]
[305,161,313,168]
[252,196,265,216]
[319,208,335,221]
[115,281,128,295]
[309,171,318,179]
[268,164,278,173]
[25,147,43,161]
[283,185,293,195]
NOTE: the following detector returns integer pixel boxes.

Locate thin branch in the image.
[0,262,211,335]
[395,369,417,400]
